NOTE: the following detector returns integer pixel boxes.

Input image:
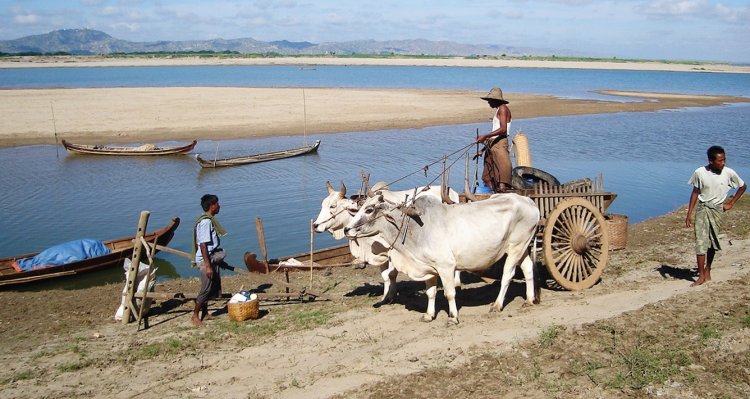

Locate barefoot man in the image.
[192,194,228,325]
[685,146,746,287]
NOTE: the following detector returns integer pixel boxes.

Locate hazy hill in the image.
[0,28,553,57]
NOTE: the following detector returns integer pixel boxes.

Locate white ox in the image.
[344,191,540,324]
[313,181,460,307]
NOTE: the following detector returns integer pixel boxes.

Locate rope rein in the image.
[385,142,475,189]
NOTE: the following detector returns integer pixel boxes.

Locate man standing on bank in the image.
[476,87,513,193]
[685,145,746,287]
[192,194,228,325]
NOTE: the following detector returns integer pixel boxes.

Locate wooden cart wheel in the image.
[543,197,610,290]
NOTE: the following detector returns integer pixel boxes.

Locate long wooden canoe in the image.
[244,243,354,273]
[62,140,197,156]
[196,140,320,168]
[0,218,180,287]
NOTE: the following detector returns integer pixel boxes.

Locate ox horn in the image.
[367,181,389,198]
[340,181,346,198]
[326,180,335,194]
[463,152,478,202]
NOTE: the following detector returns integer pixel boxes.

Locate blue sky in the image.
[1,0,748,63]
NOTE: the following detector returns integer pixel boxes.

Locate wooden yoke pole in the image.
[122,210,150,324]
[255,217,269,274]
[309,219,314,289]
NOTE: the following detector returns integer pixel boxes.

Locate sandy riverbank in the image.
[2,55,750,74]
[0,201,748,399]
[0,87,747,148]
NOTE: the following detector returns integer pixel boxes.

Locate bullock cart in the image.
[461,176,617,291]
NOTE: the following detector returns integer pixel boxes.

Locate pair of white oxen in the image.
[313,181,540,325]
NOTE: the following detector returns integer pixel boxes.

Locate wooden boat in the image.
[62,140,197,156]
[196,140,320,168]
[0,218,180,287]
[244,243,354,273]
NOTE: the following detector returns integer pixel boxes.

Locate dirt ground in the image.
[0,199,748,399]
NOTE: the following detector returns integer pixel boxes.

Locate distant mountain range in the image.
[0,28,557,57]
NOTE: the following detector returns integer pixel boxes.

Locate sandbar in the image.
[0,87,747,148]
[2,55,749,74]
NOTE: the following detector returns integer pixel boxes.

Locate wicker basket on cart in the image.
[227,299,260,321]
[606,213,628,251]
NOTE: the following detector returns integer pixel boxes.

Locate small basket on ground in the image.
[606,213,628,251]
[227,299,260,321]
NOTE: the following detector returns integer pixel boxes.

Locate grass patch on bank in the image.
[121,304,336,362]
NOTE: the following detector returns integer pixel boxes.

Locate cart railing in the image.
[518,175,617,224]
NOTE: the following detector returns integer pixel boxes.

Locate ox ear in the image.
[405,206,421,217]
[340,181,347,198]
[398,204,421,217]
[383,212,397,225]
[326,181,335,195]
[346,202,359,215]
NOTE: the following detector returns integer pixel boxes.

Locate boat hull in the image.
[196,140,320,168]
[0,218,180,287]
[244,244,353,273]
[62,140,197,156]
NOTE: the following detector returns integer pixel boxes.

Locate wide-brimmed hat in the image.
[480,87,509,104]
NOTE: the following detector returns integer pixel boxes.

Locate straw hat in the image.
[480,87,509,104]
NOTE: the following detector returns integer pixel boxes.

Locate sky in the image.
[1,0,748,63]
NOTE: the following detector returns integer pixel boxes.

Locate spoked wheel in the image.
[543,198,610,290]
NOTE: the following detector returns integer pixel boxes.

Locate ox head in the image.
[313,181,359,237]
[344,190,422,240]
[344,194,389,239]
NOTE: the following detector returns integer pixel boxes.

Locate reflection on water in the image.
[1,104,748,286]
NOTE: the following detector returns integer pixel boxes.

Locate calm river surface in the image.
[1,65,748,287]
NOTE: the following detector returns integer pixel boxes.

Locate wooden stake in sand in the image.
[122,211,150,324]
[302,88,308,146]
[50,103,59,159]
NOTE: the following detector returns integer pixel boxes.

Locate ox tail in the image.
[533,262,542,304]
[531,236,542,304]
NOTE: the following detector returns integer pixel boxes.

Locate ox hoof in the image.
[521,301,534,308]
[446,318,459,326]
[373,299,391,308]
[420,314,435,323]
[489,304,504,313]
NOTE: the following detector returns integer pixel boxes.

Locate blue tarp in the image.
[15,239,111,271]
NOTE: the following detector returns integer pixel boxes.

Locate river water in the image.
[1,65,748,287]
